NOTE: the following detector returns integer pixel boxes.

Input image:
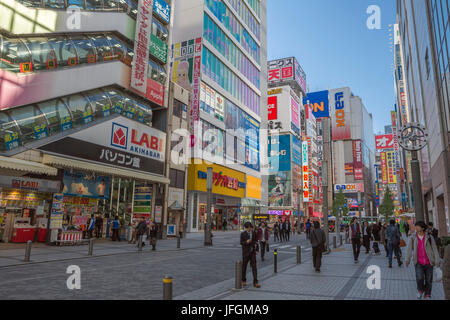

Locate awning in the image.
[42,154,170,184]
[0,155,58,176]
[168,201,185,211]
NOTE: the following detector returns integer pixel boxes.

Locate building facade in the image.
[397,0,450,235]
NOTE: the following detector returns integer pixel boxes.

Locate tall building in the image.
[397,0,450,235]
[172,0,267,232]
[0,0,174,242]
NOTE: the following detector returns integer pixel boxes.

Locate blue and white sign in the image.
[303,90,329,119]
[268,134,291,173]
[153,0,171,24]
[292,135,302,166]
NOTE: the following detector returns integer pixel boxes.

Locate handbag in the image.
[399,239,406,247]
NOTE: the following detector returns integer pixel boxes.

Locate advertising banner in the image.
[375,134,394,150]
[268,96,278,120]
[303,90,330,119]
[268,134,291,173]
[153,0,171,24]
[353,140,363,180]
[268,58,294,84]
[380,152,388,184]
[386,151,397,184]
[345,163,354,176]
[131,0,154,95]
[294,58,307,95]
[149,33,168,64]
[62,171,110,199]
[334,183,364,193]
[330,87,351,141]
[268,171,292,207]
[146,78,165,106]
[292,163,302,191]
[292,135,302,166]
[302,141,309,202]
[267,86,298,135]
[291,96,300,133]
[391,111,400,174]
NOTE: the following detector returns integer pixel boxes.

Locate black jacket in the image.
[240,230,259,256]
[136,221,148,236]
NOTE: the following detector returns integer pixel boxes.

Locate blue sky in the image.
[267,0,397,133]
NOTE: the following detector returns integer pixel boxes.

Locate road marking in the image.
[277,245,292,249]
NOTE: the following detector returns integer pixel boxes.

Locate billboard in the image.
[303,90,330,119]
[375,134,394,150]
[386,151,397,184]
[268,57,307,95]
[268,95,278,120]
[380,152,388,184]
[302,141,309,202]
[334,183,364,193]
[292,135,302,166]
[353,140,363,180]
[391,111,400,174]
[268,171,291,207]
[62,171,110,199]
[267,86,300,136]
[345,163,354,176]
[268,134,291,173]
[131,0,154,96]
[153,0,171,24]
[330,87,351,141]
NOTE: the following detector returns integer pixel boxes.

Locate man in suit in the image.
[240,222,261,288]
[350,217,362,263]
[256,222,270,261]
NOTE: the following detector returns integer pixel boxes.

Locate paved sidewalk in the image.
[0,231,239,267]
[214,243,446,300]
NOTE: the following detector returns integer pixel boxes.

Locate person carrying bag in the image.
[310,221,326,273]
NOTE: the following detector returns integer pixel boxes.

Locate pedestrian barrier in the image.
[235,261,242,290]
[58,231,84,245]
[274,249,278,273]
[296,246,301,264]
[163,275,173,300]
[24,240,32,262]
[88,238,94,256]
[138,235,143,252]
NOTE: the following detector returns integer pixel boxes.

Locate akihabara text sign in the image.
[330,88,351,141]
[375,134,394,150]
[131,0,153,95]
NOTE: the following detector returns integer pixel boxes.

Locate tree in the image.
[332,189,349,217]
[379,187,394,222]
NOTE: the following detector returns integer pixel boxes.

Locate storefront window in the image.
[0,113,21,151]
[104,88,126,115]
[148,59,167,85]
[7,105,48,145]
[0,38,31,73]
[61,94,94,126]
[37,99,73,135]
[85,89,113,119]
[86,0,104,10]
[17,0,43,7]
[152,18,169,43]
[71,36,97,64]
[43,0,66,9]
[118,0,138,19]
[47,37,78,68]
[23,37,57,71]
[107,35,126,61]
[103,0,119,11]
[89,35,113,62]
[133,100,153,125]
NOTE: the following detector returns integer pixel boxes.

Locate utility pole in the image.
[322,160,330,252]
[410,150,425,222]
[204,167,213,246]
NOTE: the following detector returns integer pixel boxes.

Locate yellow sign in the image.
[268,88,282,95]
[246,175,261,200]
[188,160,246,198]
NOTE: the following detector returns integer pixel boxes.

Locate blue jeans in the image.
[387,242,402,265]
[415,264,433,296]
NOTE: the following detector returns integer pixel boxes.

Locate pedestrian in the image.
[386,220,403,268]
[111,216,121,241]
[257,222,269,261]
[300,221,304,233]
[362,221,371,254]
[310,221,326,272]
[345,224,349,244]
[95,213,103,239]
[135,217,148,247]
[87,214,95,239]
[371,223,381,255]
[427,222,441,256]
[405,221,410,237]
[286,221,291,241]
[273,222,280,242]
[223,219,227,231]
[240,222,260,288]
[294,221,298,234]
[350,217,362,263]
[305,219,312,239]
[381,222,389,257]
[405,221,441,300]
[149,222,158,250]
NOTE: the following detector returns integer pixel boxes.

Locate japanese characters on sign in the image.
[302,141,309,203]
[131,0,153,95]
[268,57,307,95]
[153,0,171,24]
[380,152,388,184]
[375,134,394,150]
[353,140,363,180]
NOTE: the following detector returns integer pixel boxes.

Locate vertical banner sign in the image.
[353,140,363,180]
[391,111,400,174]
[268,96,278,120]
[381,152,388,184]
[131,0,153,95]
[302,141,309,202]
[330,88,351,141]
[387,151,397,184]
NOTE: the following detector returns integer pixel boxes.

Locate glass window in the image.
[0,113,21,151]
[61,94,94,126]
[7,105,48,145]
[71,36,97,64]
[44,0,66,9]
[86,0,103,10]
[104,88,126,115]
[118,0,137,18]
[89,35,113,62]
[37,99,72,135]
[0,37,31,73]
[148,59,167,85]
[152,18,169,43]
[23,37,57,71]
[85,89,113,119]
[18,0,43,8]
[134,100,153,125]
[47,37,78,67]
[103,0,119,11]
[107,35,126,61]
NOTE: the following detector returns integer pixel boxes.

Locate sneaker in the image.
[242,281,247,287]
[417,291,423,299]
[398,262,403,267]
[424,295,431,300]
[389,264,392,268]
[254,283,261,288]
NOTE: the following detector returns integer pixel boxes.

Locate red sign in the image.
[267,96,278,120]
[213,172,239,190]
[353,140,363,180]
[345,163,354,175]
[146,78,164,106]
[375,134,394,150]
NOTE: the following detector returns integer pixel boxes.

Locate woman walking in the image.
[310,221,326,273]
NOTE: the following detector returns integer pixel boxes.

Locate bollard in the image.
[340,235,343,247]
[138,235,143,252]
[333,236,337,249]
[177,236,181,249]
[24,240,32,262]
[235,261,242,289]
[297,246,301,264]
[163,275,173,300]
[274,249,278,273]
[88,238,94,256]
